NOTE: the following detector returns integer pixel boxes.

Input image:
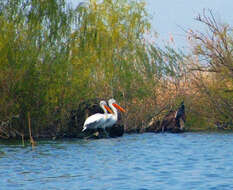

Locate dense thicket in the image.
[0,0,169,138]
[0,0,76,137]
[0,1,232,139]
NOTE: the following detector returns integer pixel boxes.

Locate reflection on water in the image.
[1,133,233,190]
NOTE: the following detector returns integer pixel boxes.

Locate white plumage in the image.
[100,98,125,130]
[82,99,126,133]
[82,101,112,132]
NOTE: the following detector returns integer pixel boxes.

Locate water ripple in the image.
[1,133,233,190]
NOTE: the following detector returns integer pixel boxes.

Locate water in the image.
[1,133,233,190]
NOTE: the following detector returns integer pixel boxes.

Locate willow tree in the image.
[70,0,154,102]
[0,0,180,137]
[0,0,74,136]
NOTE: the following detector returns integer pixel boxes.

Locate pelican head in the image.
[108,98,116,105]
[108,98,126,113]
[100,100,113,114]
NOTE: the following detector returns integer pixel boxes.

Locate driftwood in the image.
[0,115,23,139]
[146,102,186,133]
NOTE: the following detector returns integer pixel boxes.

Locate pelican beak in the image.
[112,103,126,112]
[104,105,113,114]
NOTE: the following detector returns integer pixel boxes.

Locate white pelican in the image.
[82,100,113,132]
[98,98,126,134]
[103,98,125,129]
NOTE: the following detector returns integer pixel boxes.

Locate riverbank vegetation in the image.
[0,0,232,140]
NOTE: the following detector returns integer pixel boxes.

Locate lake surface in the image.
[1,133,233,190]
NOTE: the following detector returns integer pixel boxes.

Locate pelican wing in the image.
[83,113,106,131]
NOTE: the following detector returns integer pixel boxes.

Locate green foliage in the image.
[0,0,164,137]
[4,1,232,137]
[0,0,74,134]
[71,0,155,101]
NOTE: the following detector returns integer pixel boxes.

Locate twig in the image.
[28,112,36,148]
